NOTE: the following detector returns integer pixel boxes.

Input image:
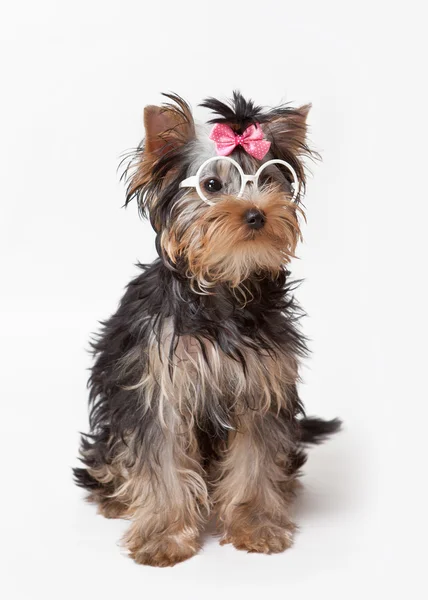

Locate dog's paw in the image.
[220,524,295,554]
[127,530,200,567]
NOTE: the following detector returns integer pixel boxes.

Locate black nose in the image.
[245,209,266,230]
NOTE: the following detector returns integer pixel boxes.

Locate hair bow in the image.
[209,123,271,160]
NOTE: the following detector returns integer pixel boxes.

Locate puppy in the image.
[74,92,341,567]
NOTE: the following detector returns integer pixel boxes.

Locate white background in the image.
[1,1,427,598]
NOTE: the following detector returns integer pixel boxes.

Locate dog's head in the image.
[125,92,315,290]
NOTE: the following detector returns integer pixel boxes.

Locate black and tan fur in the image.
[74,92,341,567]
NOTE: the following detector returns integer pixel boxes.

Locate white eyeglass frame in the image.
[179,156,300,205]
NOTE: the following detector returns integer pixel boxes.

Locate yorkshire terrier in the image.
[74,92,341,567]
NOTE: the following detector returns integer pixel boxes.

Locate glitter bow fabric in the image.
[209,123,271,160]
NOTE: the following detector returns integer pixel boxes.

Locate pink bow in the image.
[209,122,271,160]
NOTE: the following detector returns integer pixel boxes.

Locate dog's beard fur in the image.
[162,186,304,290]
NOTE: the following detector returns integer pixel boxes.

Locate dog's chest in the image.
[146,318,297,413]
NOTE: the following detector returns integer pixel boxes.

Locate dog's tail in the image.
[299,416,342,445]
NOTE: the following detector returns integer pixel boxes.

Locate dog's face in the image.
[126,93,314,290]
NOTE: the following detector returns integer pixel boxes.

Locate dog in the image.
[74,91,341,567]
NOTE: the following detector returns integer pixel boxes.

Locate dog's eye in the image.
[203,178,223,194]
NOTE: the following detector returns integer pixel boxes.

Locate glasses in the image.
[179,156,300,205]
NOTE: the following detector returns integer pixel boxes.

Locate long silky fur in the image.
[74,91,341,566]
[75,262,308,463]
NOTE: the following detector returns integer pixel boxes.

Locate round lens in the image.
[197,158,243,202]
[256,160,298,199]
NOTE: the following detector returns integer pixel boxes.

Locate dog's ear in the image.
[124,94,194,227]
[144,94,195,158]
[263,104,311,157]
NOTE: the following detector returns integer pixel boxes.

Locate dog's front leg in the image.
[123,408,209,567]
[214,410,296,554]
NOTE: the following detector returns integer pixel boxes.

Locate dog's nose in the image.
[245,209,266,230]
